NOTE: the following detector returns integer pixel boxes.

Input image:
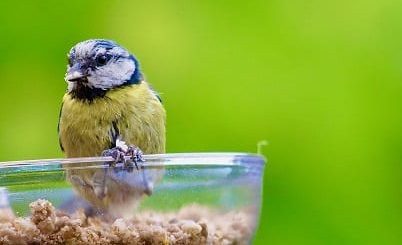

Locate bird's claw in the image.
[126,146,145,170]
[102,147,126,167]
[102,145,145,171]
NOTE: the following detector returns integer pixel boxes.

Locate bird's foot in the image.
[126,146,145,170]
[102,147,126,167]
[102,139,145,171]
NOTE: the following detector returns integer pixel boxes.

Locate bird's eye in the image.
[96,55,109,66]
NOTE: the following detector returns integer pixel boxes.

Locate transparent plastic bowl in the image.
[0,153,265,244]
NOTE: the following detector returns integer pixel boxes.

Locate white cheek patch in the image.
[88,59,136,90]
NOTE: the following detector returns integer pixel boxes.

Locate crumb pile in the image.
[0,199,255,244]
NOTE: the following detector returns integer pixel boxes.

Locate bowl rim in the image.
[0,152,266,170]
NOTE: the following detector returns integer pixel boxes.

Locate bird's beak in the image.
[65,63,88,82]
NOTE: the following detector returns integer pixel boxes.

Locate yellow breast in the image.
[59,82,166,157]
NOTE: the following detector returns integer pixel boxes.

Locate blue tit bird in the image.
[58,39,166,217]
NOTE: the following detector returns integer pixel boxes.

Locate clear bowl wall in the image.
[0,153,265,244]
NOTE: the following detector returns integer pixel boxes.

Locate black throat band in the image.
[69,83,108,102]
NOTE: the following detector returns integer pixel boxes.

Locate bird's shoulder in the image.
[107,82,162,105]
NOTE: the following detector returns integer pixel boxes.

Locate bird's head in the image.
[65,39,142,99]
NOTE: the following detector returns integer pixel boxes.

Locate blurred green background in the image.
[1,0,401,244]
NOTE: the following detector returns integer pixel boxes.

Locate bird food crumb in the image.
[0,199,255,244]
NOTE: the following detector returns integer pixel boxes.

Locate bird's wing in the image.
[57,102,65,152]
[108,121,120,148]
[148,84,162,103]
